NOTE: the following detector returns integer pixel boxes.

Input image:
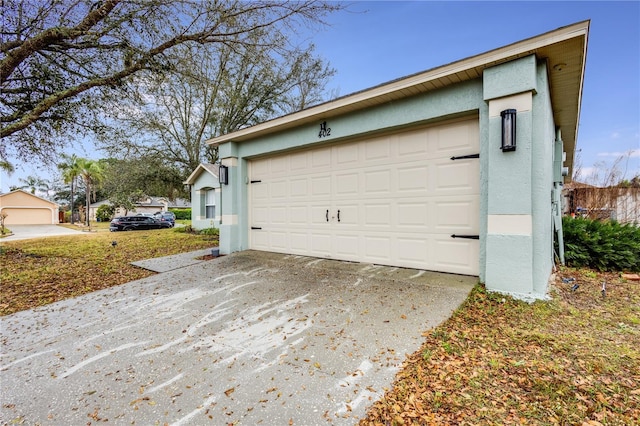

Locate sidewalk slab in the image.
[130,248,217,272]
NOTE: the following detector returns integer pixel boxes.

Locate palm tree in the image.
[58,154,82,224]
[0,159,14,175]
[77,159,105,226]
[17,175,45,194]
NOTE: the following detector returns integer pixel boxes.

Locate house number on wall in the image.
[318,121,331,138]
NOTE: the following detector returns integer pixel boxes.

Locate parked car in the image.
[109,216,173,232]
[154,211,176,227]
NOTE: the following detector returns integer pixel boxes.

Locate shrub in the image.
[96,204,115,222]
[170,208,191,220]
[560,217,640,272]
[199,227,219,236]
[173,224,193,233]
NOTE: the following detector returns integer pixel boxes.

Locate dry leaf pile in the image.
[361,269,639,425]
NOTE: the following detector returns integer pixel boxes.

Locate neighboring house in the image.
[0,189,60,225]
[205,21,589,300]
[184,163,221,229]
[89,196,191,220]
[563,182,640,224]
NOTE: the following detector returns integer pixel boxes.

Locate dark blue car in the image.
[110,216,172,232]
[154,211,176,227]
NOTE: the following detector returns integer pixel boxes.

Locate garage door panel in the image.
[433,237,479,275]
[251,230,269,250]
[333,204,358,226]
[397,166,429,192]
[397,129,429,157]
[290,178,308,198]
[364,236,391,261]
[334,234,359,257]
[335,143,360,166]
[365,137,391,161]
[251,182,269,201]
[311,176,331,196]
[270,207,287,224]
[334,171,359,196]
[397,237,429,263]
[251,159,270,177]
[310,205,331,225]
[311,233,332,255]
[363,203,391,227]
[270,180,288,199]
[249,117,479,275]
[290,151,308,171]
[290,232,308,252]
[270,156,289,177]
[436,121,479,154]
[270,231,288,250]
[396,202,429,228]
[364,169,391,194]
[435,198,480,231]
[312,148,332,169]
[435,161,479,193]
[251,206,269,225]
[289,206,308,225]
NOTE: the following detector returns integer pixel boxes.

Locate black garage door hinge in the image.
[451,234,479,240]
[450,153,480,160]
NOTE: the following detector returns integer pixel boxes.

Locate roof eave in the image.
[206,21,589,176]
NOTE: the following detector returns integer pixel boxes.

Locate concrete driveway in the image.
[0,250,475,425]
[1,224,84,241]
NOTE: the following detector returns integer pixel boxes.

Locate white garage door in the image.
[249,117,480,275]
[3,208,52,225]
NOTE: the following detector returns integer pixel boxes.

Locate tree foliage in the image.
[76,158,105,225]
[100,156,187,205]
[1,0,340,163]
[99,26,336,173]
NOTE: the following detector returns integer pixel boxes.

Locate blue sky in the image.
[1,0,638,192]
[306,0,639,183]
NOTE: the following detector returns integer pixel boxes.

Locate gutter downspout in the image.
[553,128,565,265]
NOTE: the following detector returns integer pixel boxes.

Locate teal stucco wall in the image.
[217,53,560,299]
[190,171,220,230]
[483,55,556,299]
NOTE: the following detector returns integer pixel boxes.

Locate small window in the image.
[205,189,215,219]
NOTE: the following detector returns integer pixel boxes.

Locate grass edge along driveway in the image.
[0,226,217,316]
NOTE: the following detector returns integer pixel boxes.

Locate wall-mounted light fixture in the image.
[219,164,229,185]
[500,109,517,152]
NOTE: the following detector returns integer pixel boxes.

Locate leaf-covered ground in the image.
[361,268,640,425]
[0,226,216,316]
[2,230,638,424]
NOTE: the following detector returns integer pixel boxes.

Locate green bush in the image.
[170,208,191,220]
[96,204,115,222]
[560,217,640,272]
[173,224,193,233]
[199,227,219,236]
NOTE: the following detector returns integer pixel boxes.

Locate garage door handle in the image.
[326,209,329,222]
[337,210,340,222]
